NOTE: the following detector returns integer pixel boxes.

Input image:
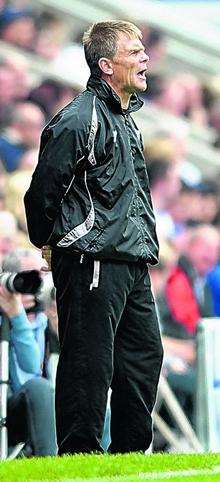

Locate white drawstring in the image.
[90,260,100,290]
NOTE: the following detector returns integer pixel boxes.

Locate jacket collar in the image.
[87,75,143,114]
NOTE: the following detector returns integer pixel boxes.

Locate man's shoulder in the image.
[45,90,95,135]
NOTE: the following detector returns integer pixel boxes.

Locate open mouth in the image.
[137,69,147,80]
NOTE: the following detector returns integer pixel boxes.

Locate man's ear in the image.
[98,58,113,76]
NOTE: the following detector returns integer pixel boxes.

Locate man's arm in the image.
[24,110,88,248]
[31,124,86,221]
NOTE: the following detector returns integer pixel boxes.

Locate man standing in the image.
[24,21,163,455]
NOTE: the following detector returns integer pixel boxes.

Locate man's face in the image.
[189,237,219,276]
[110,32,149,95]
[15,109,45,148]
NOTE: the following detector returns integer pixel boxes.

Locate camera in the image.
[36,273,55,310]
[0,270,42,295]
[0,269,56,315]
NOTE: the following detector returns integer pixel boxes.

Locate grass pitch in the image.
[1,453,220,482]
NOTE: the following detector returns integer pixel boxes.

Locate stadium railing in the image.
[0,317,25,460]
[196,317,220,452]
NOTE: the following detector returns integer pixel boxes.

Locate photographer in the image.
[43,283,60,388]
[0,248,57,456]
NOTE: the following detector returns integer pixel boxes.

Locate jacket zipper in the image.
[124,115,147,250]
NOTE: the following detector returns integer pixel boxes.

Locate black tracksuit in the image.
[24,76,163,454]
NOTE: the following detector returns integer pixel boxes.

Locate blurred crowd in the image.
[0,0,220,455]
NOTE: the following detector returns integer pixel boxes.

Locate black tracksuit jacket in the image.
[24,76,159,264]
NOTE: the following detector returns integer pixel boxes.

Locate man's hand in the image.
[0,286,23,318]
[21,294,36,311]
[41,245,51,271]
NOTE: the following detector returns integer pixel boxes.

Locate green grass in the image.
[1,453,220,482]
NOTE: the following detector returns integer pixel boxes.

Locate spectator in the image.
[168,182,214,242]
[0,7,37,51]
[164,225,219,336]
[0,210,18,262]
[5,170,35,232]
[145,133,177,163]
[18,148,39,172]
[146,27,166,72]
[207,262,220,317]
[197,179,220,225]
[149,238,178,300]
[204,76,220,136]
[0,164,7,210]
[0,56,30,127]
[41,274,59,388]
[0,62,17,127]
[147,158,181,239]
[6,53,30,102]
[28,79,76,119]
[158,225,220,422]
[35,11,68,60]
[145,129,203,189]
[0,248,57,456]
[139,25,167,75]
[154,73,207,126]
[0,101,45,172]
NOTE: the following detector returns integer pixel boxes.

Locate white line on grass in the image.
[139,465,220,479]
[46,466,220,482]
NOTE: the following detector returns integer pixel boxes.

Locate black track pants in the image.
[51,251,163,454]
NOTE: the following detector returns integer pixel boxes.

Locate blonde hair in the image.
[83,20,142,76]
